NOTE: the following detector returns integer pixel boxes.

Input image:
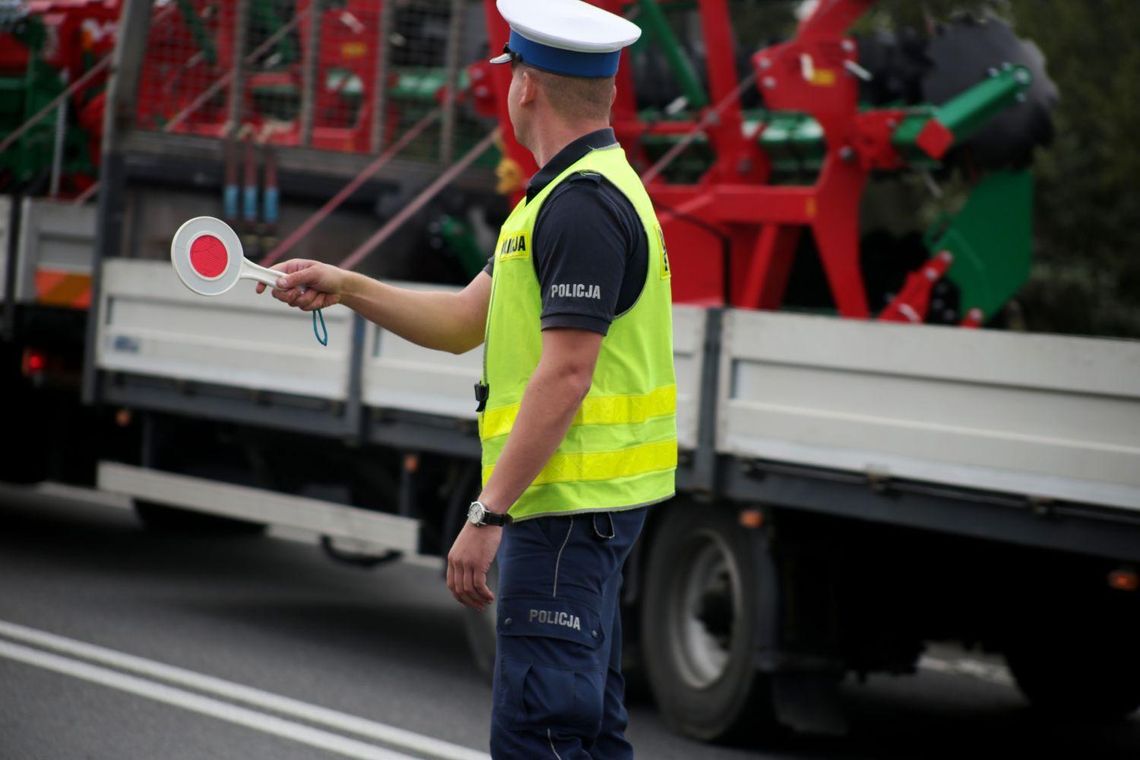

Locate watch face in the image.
[467,502,486,525]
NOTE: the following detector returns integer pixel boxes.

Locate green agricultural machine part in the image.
[435,214,487,278]
[174,0,218,66]
[760,64,1034,171]
[251,0,299,66]
[892,64,1034,159]
[632,0,708,110]
[926,170,1035,321]
[757,111,827,173]
[640,63,1033,181]
[0,14,95,185]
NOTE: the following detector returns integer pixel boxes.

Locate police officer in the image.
[260,1,676,755]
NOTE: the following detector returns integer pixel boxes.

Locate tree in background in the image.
[1003,0,1140,337]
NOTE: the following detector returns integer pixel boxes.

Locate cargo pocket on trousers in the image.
[497,598,607,733]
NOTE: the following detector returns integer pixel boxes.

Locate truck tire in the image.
[133,501,267,536]
[640,503,779,742]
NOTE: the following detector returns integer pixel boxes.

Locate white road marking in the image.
[0,619,489,760]
[0,639,416,760]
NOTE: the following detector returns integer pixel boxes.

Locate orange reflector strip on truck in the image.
[35,270,92,309]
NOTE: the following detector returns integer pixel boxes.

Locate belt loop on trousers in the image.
[592,512,615,541]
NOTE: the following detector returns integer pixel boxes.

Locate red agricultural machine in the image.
[479,0,1057,327]
[4,0,1056,326]
[0,0,118,194]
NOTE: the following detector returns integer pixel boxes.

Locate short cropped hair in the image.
[518,64,615,122]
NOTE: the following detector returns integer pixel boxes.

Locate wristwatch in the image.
[467,500,512,527]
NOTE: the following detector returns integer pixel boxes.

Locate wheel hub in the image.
[668,531,743,689]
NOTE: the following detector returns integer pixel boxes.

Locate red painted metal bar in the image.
[696,0,743,118]
[482,0,536,186]
[738,225,801,309]
[879,251,953,323]
[808,156,870,317]
[651,184,817,225]
[694,0,758,182]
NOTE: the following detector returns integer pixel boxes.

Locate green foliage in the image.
[1003,0,1140,336]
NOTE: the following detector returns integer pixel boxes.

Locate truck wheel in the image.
[641,504,778,742]
[133,501,267,536]
[462,561,499,681]
[1005,617,1140,721]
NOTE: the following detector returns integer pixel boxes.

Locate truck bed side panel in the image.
[718,310,1140,511]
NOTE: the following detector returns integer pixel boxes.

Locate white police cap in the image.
[490,0,642,78]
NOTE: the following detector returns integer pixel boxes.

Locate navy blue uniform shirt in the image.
[484,128,649,336]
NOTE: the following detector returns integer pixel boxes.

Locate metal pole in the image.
[300,0,323,147]
[49,72,68,198]
[227,0,251,132]
[690,309,723,495]
[371,0,394,153]
[83,0,153,406]
[440,0,464,164]
[2,192,22,341]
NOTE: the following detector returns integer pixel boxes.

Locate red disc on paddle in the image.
[189,234,229,279]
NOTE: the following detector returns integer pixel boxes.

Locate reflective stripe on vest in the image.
[480,144,677,521]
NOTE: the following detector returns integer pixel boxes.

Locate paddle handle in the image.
[240,259,284,289]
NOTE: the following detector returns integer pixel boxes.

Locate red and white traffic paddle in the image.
[170,216,327,344]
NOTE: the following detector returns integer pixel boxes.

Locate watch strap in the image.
[481,508,512,527]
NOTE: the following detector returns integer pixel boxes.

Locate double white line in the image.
[0,619,489,760]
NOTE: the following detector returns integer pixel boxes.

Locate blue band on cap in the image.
[509,30,620,78]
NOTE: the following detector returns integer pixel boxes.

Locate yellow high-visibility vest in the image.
[480,144,677,521]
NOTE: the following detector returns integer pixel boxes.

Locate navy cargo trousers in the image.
[490,507,647,759]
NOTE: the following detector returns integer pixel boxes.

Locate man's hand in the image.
[255,259,351,312]
[447,522,501,611]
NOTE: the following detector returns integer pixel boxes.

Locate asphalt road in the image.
[1,483,1138,760]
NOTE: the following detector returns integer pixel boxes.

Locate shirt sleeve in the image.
[533,174,634,336]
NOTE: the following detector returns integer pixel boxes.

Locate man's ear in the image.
[518,68,539,106]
